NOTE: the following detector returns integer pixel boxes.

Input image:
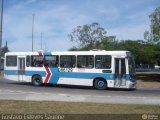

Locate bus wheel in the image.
[94,78,107,90]
[32,75,42,86]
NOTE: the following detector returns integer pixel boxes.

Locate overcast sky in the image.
[2,0,160,51]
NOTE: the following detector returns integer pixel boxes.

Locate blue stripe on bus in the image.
[4,69,135,83]
[4,69,114,80]
[4,70,46,77]
[4,70,18,75]
[25,71,46,77]
[48,68,115,84]
[43,52,52,56]
[52,72,114,79]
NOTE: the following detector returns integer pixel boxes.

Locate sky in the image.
[2,0,160,51]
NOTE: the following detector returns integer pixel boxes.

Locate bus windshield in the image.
[128,57,135,75]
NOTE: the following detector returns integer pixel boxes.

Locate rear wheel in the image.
[32,75,42,86]
[94,78,107,90]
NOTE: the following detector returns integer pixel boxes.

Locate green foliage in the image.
[0,46,9,57]
[68,22,107,48]
[70,36,160,66]
[68,46,79,51]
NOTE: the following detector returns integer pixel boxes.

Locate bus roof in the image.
[5,50,130,56]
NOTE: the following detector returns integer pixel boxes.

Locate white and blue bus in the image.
[4,50,136,89]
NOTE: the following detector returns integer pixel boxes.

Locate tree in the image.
[0,41,9,57]
[150,7,160,43]
[144,7,160,43]
[144,30,152,43]
[96,36,118,50]
[1,46,9,56]
[68,22,107,48]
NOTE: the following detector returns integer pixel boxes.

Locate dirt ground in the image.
[0,73,3,78]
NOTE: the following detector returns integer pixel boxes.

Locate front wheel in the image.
[32,75,42,86]
[94,78,107,90]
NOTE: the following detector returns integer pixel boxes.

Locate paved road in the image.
[0,78,160,105]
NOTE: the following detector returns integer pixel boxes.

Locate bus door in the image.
[18,57,25,81]
[114,58,126,87]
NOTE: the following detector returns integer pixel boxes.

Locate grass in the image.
[0,100,159,114]
[136,72,160,87]
[0,73,159,119]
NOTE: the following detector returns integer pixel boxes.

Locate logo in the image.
[142,114,148,120]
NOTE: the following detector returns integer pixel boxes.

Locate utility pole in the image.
[0,0,3,72]
[32,13,35,52]
[45,40,46,51]
[41,32,42,50]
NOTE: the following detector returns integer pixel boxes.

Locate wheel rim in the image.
[98,81,105,88]
[35,78,41,84]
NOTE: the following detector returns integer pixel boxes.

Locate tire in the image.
[94,78,107,90]
[32,75,42,86]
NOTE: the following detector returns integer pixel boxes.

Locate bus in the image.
[4,50,136,90]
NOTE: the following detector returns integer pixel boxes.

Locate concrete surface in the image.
[0,78,160,105]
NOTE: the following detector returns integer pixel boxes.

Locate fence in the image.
[135,68,160,72]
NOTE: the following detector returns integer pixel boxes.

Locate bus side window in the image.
[6,56,17,67]
[26,55,30,67]
[44,55,59,67]
[77,55,94,68]
[31,56,43,67]
[60,55,76,68]
[95,55,111,69]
